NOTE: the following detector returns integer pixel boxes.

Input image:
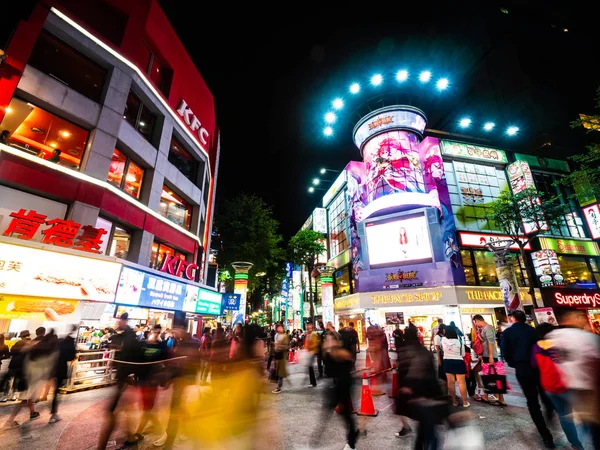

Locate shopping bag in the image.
[481,364,507,394]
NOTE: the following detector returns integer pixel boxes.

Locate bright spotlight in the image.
[332,98,344,110]
[459,117,472,128]
[436,78,449,90]
[325,112,337,124]
[371,74,383,86]
[349,83,360,94]
[320,168,326,174]
[308,187,315,193]
[323,126,333,137]
[483,122,495,131]
[506,126,519,136]
[312,178,320,185]
[396,70,409,82]
[419,71,432,83]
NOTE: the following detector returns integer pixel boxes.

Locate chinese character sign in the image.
[2,209,107,254]
[583,204,600,239]
[115,267,185,310]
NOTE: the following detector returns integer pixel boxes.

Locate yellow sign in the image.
[0,295,78,320]
[334,296,358,310]
[461,288,534,303]
[371,291,443,305]
[460,308,489,314]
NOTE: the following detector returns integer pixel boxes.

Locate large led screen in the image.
[364,213,433,269]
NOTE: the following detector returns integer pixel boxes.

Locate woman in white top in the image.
[442,326,469,407]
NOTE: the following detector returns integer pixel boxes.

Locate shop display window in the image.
[150,241,187,269]
[159,186,193,230]
[328,192,349,258]
[28,30,107,103]
[461,249,528,287]
[94,217,132,260]
[168,136,199,183]
[589,258,600,285]
[124,92,158,144]
[107,148,144,198]
[461,250,476,285]
[474,251,498,285]
[0,98,89,170]
[558,255,596,288]
[334,265,352,297]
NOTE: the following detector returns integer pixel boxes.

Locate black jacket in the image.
[501,322,536,375]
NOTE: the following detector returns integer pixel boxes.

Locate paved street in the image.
[0,352,589,450]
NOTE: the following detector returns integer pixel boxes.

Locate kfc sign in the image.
[160,254,200,282]
[543,288,600,310]
[2,209,107,254]
[176,99,210,146]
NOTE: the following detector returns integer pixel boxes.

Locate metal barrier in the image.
[60,349,116,393]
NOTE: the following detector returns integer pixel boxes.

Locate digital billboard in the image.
[115,267,186,311]
[353,106,427,150]
[364,213,433,269]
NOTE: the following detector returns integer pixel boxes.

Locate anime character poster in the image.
[346,162,367,291]
[496,262,524,313]
[362,131,425,203]
[419,137,465,284]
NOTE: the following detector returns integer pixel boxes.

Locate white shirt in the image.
[548,328,600,390]
[442,338,465,361]
[433,334,442,348]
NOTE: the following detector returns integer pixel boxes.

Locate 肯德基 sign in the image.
[115,267,186,311]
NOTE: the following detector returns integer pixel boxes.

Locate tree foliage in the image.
[214,194,284,293]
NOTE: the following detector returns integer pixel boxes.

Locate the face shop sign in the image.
[176,99,210,146]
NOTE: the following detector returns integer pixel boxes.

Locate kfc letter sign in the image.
[177,99,209,146]
[160,255,199,282]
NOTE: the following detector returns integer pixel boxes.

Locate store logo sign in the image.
[554,292,600,308]
[160,254,199,281]
[582,204,600,239]
[557,239,586,254]
[385,270,418,283]
[176,99,209,146]
[371,291,442,304]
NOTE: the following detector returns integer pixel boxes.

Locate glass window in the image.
[334,265,352,297]
[110,227,131,259]
[168,136,198,183]
[461,249,476,285]
[148,51,173,97]
[123,92,158,144]
[328,192,349,257]
[473,251,498,286]
[558,255,595,288]
[150,241,186,269]
[107,148,144,199]
[28,30,107,102]
[159,186,193,230]
[0,97,89,170]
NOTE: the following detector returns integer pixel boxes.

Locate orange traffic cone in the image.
[357,372,378,416]
[388,364,398,398]
[370,369,385,396]
[293,349,300,364]
[335,394,357,415]
[365,351,371,370]
[288,349,294,363]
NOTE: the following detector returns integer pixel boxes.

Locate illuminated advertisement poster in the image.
[0,295,78,321]
[313,208,327,233]
[507,161,547,234]
[321,282,334,325]
[364,213,433,269]
[440,140,508,164]
[195,288,222,315]
[532,250,564,288]
[360,262,454,292]
[495,261,523,313]
[582,204,600,239]
[459,232,531,250]
[115,305,149,321]
[0,242,121,302]
[115,267,186,311]
[353,107,427,150]
[534,307,558,326]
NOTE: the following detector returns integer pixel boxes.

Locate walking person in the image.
[433,324,447,393]
[442,326,470,407]
[393,324,419,438]
[272,324,289,393]
[502,310,554,448]
[0,334,11,402]
[392,324,405,355]
[305,322,320,387]
[199,327,212,385]
[49,325,78,424]
[339,322,359,370]
[472,315,506,406]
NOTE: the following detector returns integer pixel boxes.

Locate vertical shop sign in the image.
[583,204,600,239]
[506,161,547,234]
[531,250,564,287]
[494,257,523,314]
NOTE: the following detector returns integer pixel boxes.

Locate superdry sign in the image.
[542,288,600,310]
[176,99,210,146]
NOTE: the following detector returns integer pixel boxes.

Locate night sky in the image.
[158,2,598,238]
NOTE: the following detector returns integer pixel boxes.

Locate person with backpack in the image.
[470,323,486,401]
[473,315,507,407]
[502,310,554,448]
[442,326,470,407]
[532,323,583,450]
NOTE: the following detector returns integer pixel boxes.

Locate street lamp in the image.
[320,168,340,175]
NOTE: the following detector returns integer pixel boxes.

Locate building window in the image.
[28,30,107,103]
[334,265,352,297]
[0,98,89,170]
[446,161,509,232]
[123,92,158,144]
[150,241,186,270]
[95,217,132,259]
[168,137,198,183]
[558,255,596,288]
[461,248,528,287]
[328,192,349,257]
[146,47,173,97]
[461,250,476,285]
[107,148,144,198]
[159,186,192,230]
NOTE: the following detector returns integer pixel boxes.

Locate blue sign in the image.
[222,293,241,311]
[116,267,186,311]
[286,262,293,278]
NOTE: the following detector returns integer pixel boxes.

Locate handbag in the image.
[481,364,507,394]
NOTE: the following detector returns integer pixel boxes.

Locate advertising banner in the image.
[582,204,600,239]
[353,107,427,150]
[534,307,559,326]
[0,241,121,302]
[539,237,600,256]
[221,293,241,311]
[0,295,78,320]
[458,232,530,250]
[321,282,334,325]
[195,288,222,315]
[531,250,564,287]
[115,267,186,311]
[115,305,149,321]
[313,208,327,233]
[495,260,523,313]
[440,140,508,164]
[385,311,405,325]
[358,261,455,292]
[542,288,600,310]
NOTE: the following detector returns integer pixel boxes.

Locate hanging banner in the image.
[506,161,547,234]
[534,307,559,326]
[582,204,600,239]
[495,258,523,313]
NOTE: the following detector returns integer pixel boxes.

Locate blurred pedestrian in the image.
[199,327,212,385]
[442,326,469,407]
[339,322,359,370]
[433,324,447,393]
[49,324,77,424]
[305,322,320,387]
[323,322,341,378]
[272,324,289,394]
[0,334,10,401]
[502,310,554,448]
[473,315,506,406]
[393,324,418,438]
[3,330,35,428]
[430,317,444,350]
[392,324,405,355]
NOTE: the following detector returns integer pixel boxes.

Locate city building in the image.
[0,0,222,338]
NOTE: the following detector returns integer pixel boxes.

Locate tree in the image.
[489,187,567,307]
[288,229,326,321]
[214,194,284,293]
[558,87,600,204]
